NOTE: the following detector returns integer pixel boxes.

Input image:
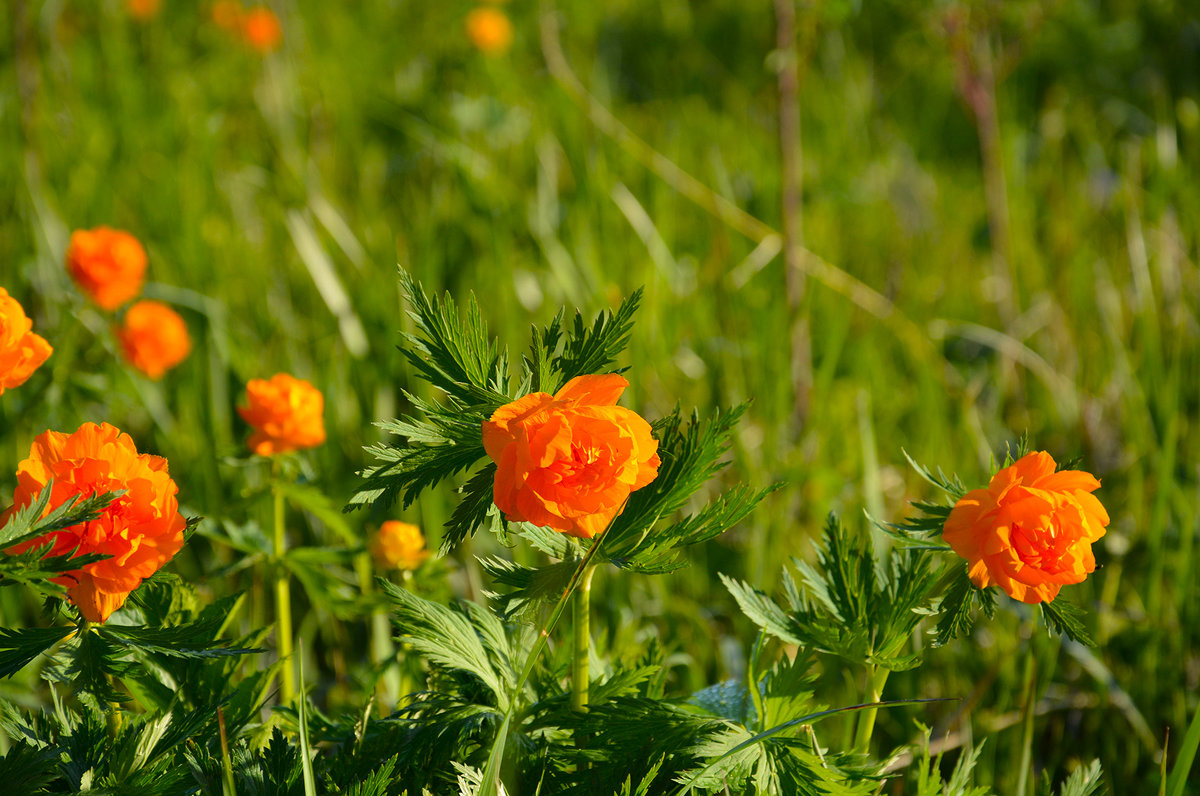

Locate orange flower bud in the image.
[115,300,191,380]
[65,227,147,311]
[943,451,1109,604]
[370,521,430,571]
[466,8,513,55]
[484,374,660,539]
[2,422,186,623]
[0,287,53,395]
[241,7,282,53]
[126,0,162,20]
[237,373,326,456]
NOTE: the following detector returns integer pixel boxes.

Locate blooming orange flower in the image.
[241,7,282,53]
[943,451,1109,604]
[2,422,186,623]
[484,374,660,539]
[126,0,162,20]
[0,287,53,395]
[211,0,242,30]
[115,300,191,380]
[466,8,513,55]
[238,373,326,456]
[370,521,430,571]
[65,227,147,311]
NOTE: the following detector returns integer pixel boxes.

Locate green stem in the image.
[272,464,295,702]
[571,564,596,713]
[852,665,890,753]
[1015,640,1037,796]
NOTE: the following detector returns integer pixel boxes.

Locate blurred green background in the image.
[2,0,1198,790]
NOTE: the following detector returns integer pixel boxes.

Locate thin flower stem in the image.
[272,461,295,703]
[1015,641,1037,796]
[852,665,891,753]
[571,563,596,713]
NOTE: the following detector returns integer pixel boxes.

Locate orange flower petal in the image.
[944,451,1108,605]
[2,422,186,623]
[485,375,658,539]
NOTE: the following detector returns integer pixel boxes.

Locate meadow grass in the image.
[2,1,1198,791]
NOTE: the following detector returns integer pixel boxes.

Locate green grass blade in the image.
[1166,699,1200,796]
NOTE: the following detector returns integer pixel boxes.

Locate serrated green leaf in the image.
[1040,599,1095,646]
[933,566,977,647]
[0,625,76,678]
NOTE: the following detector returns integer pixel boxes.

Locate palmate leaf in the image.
[551,288,643,389]
[602,405,771,574]
[0,485,125,549]
[0,625,77,678]
[0,486,123,598]
[1040,598,1095,647]
[725,514,938,672]
[397,268,511,408]
[903,450,966,500]
[479,557,577,619]
[0,740,60,793]
[932,566,979,647]
[378,579,513,708]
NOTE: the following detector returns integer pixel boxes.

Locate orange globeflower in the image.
[211,0,242,30]
[241,7,282,53]
[943,451,1109,604]
[466,8,513,55]
[126,0,162,20]
[66,227,147,311]
[370,521,430,571]
[2,422,186,623]
[115,300,191,380]
[0,287,53,395]
[484,374,660,539]
[238,373,325,456]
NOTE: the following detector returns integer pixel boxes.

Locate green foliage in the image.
[0,487,123,597]
[932,565,996,648]
[350,272,651,556]
[724,513,937,671]
[1039,599,1095,647]
[602,405,777,574]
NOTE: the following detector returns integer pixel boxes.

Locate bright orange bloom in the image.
[484,374,660,539]
[115,300,191,380]
[370,521,430,571]
[943,451,1109,604]
[65,227,147,311]
[2,422,186,623]
[126,0,162,20]
[241,7,282,53]
[465,8,513,55]
[0,287,53,395]
[238,373,325,456]
[211,0,242,30]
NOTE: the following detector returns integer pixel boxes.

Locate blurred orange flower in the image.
[370,521,430,571]
[126,0,162,20]
[238,373,326,456]
[211,0,242,30]
[241,7,282,53]
[2,422,186,623]
[484,374,660,539]
[66,227,147,311]
[466,8,513,55]
[943,451,1109,604]
[116,300,191,380]
[0,287,53,395]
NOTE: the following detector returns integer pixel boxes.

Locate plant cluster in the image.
[0,273,1149,795]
